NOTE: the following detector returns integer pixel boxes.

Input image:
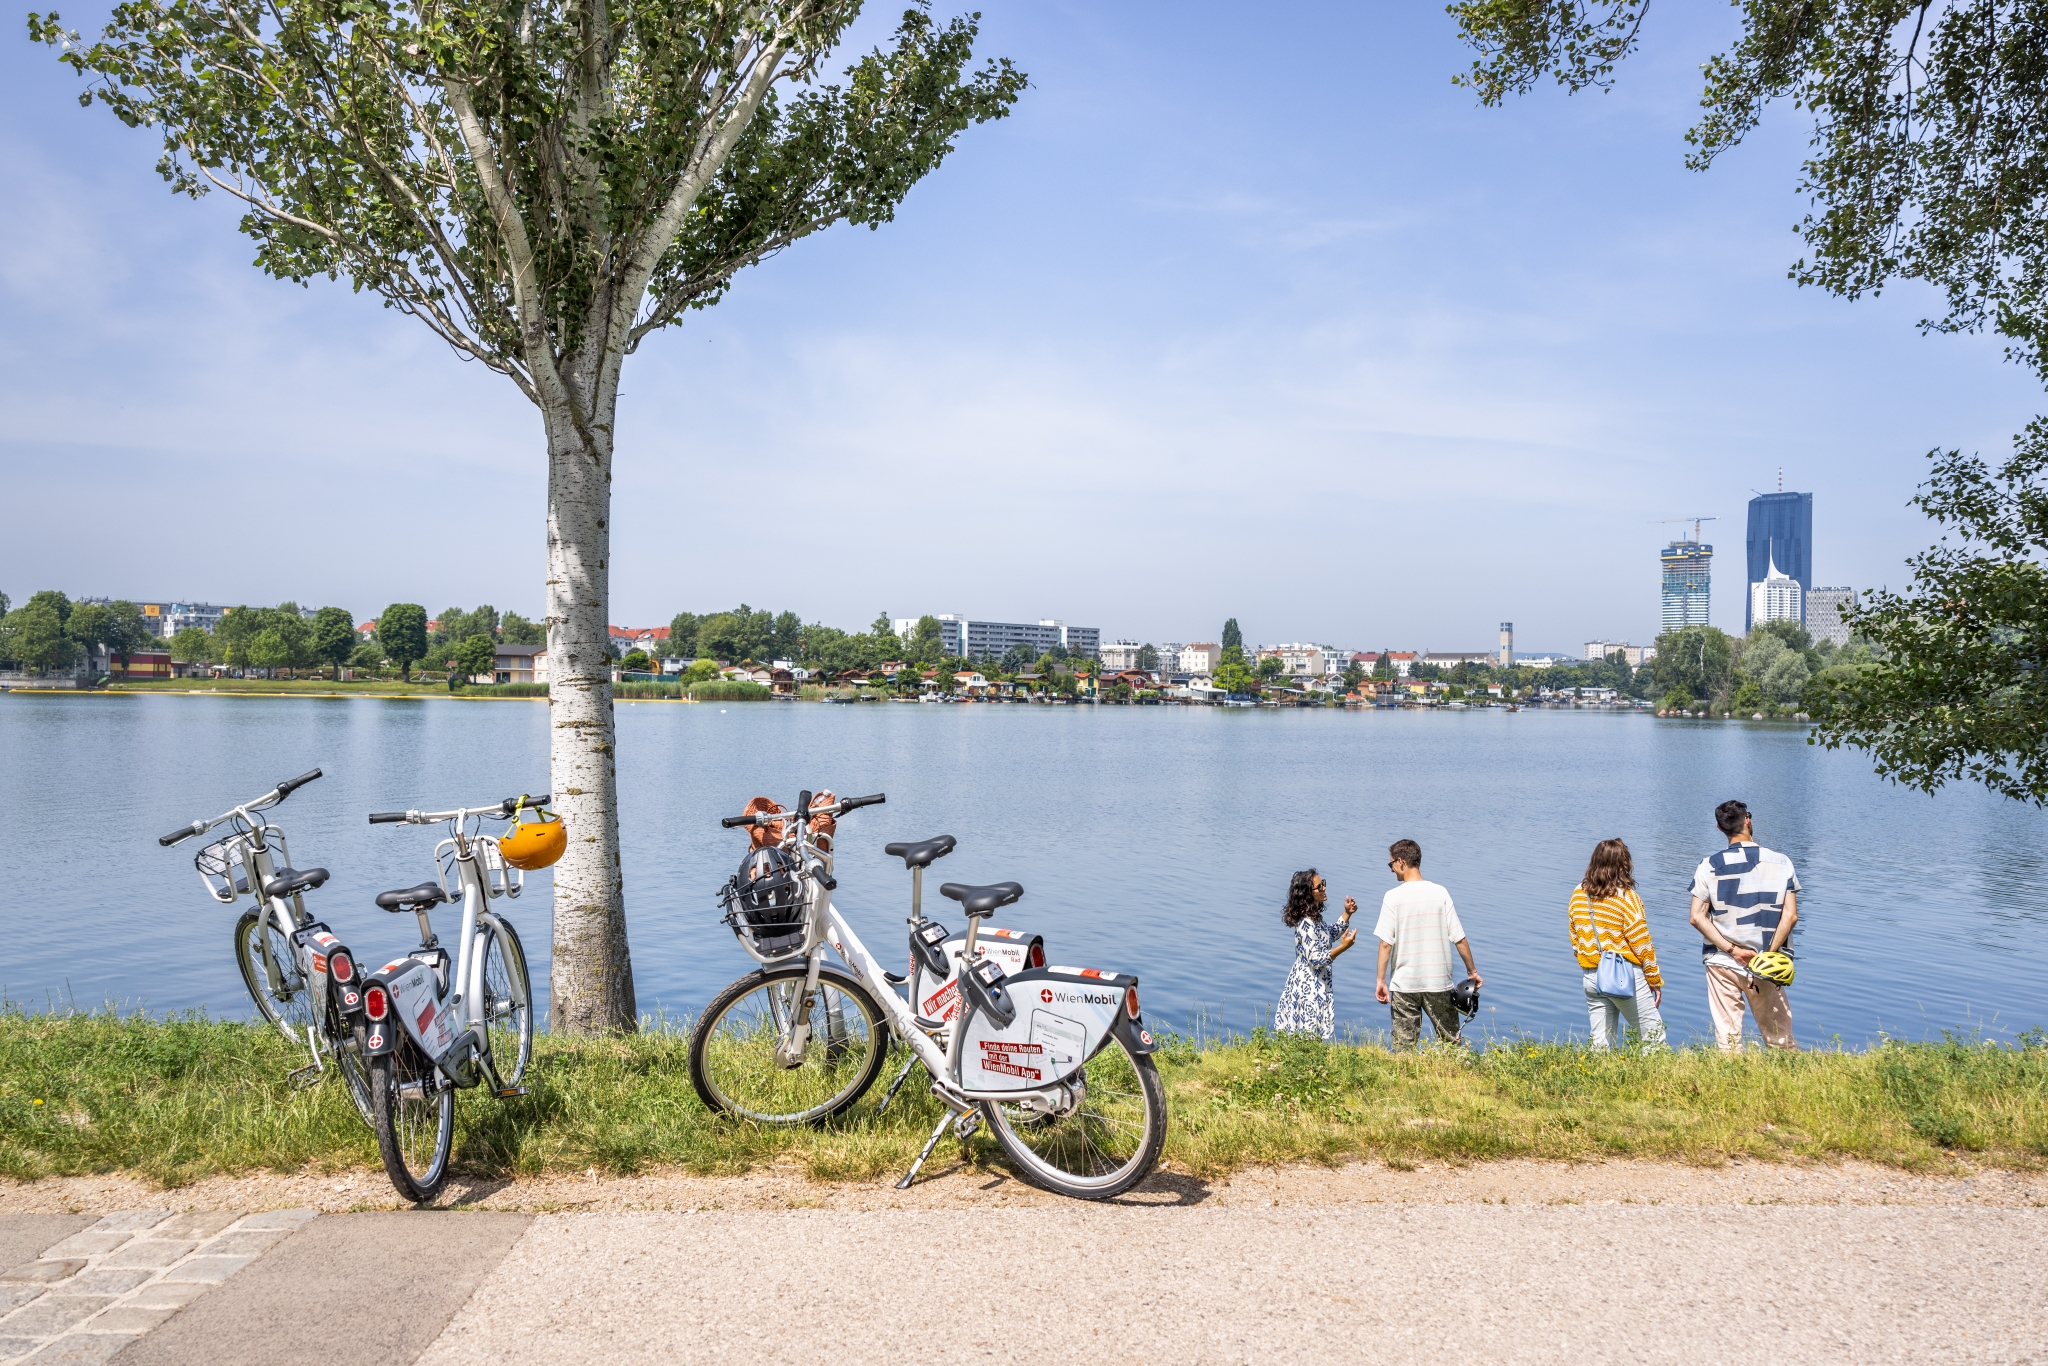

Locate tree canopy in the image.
[378,602,429,680]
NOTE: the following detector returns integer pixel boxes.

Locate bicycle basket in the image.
[719,845,805,957]
[194,836,252,904]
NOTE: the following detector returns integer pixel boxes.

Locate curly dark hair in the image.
[1283,868,1322,927]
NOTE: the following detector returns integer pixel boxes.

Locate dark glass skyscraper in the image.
[1746,491,1813,631]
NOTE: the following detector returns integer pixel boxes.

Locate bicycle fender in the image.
[370,957,463,1065]
[911,926,1045,1025]
[290,923,364,1019]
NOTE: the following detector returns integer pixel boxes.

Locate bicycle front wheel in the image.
[982,1032,1166,1200]
[689,963,889,1124]
[234,907,314,1041]
[370,1044,454,1204]
[477,914,532,1087]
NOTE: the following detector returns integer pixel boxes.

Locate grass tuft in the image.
[3,1010,2043,1189]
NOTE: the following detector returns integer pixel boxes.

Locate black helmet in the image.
[1449,976,1481,1019]
[734,845,802,925]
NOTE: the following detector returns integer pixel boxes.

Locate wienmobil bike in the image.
[158,768,375,1124]
[687,790,1167,1200]
[358,793,559,1203]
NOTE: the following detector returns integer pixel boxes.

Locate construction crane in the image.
[1651,515,1719,544]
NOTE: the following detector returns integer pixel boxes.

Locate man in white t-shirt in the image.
[1689,799,1800,1051]
[1373,839,1482,1049]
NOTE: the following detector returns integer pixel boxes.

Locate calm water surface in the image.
[3,694,2044,1047]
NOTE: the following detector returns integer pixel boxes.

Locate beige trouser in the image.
[1705,964,1795,1051]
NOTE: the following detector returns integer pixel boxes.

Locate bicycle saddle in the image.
[262,867,329,899]
[939,881,1023,917]
[883,835,956,869]
[375,881,448,912]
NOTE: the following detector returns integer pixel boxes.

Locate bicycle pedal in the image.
[286,1063,323,1090]
[494,1086,528,1099]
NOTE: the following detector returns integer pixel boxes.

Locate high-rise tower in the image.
[1497,623,1513,668]
[1660,539,1713,632]
[1746,490,1813,630]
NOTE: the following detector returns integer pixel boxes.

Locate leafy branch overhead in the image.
[28,0,1025,407]
[1449,0,2048,382]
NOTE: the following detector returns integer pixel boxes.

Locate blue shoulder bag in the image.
[1586,903,1640,999]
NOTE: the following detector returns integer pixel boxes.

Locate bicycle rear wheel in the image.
[333,1022,375,1126]
[477,914,532,1087]
[234,907,313,1041]
[982,1032,1166,1200]
[689,963,889,1124]
[370,1043,454,1203]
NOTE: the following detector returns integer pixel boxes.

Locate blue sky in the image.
[3,2,2039,653]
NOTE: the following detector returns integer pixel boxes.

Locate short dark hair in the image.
[1715,800,1751,837]
[1389,839,1422,868]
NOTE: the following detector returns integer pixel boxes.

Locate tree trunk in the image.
[543,383,636,1033]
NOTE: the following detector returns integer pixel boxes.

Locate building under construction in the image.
[1660,538,1713,632]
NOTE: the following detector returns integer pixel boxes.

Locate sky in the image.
[3,2,2041,654]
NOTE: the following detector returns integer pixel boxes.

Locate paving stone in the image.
[160,1256,251,1284]
[49,1273,147,1299]
[0,1297,115,1336]
[194,1230,286,1258]
[0,1285,47,1314]
[97,1242,195,1272]
[19,1334,133,1365]
[0,1263,83,1286]
[83,1213,169,1235]
[151,1212,238,1240]
[37,1234,130,1260]
[231,1209,316,1233]
[122,1282,210,1311]
[0,1336,44,1359]
[78,1304,179,1335]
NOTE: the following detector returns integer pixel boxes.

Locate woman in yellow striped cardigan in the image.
[1568,839,1667,1049]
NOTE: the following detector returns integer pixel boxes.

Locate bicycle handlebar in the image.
[158,768,323,846]
[369,793,552,826]
[719,792,884,828]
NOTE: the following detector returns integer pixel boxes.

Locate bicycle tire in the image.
[477,913,533,1088]
[333,1021,375,1127]
[689,962,890,1125]
[234,907,314,1040]
[982,1033,1166,1201]
[370,1043,454,1204]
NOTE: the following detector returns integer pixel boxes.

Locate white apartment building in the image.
[1257,643,1342,676]
[1098,640,1145,671]
[1179,643,1221,674]
[1805,587,1858,648]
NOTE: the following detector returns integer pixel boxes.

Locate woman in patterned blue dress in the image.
[1273,869,1358,1040]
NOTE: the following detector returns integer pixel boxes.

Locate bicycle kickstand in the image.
[897,1105,955,1190]
[875,1053,923,1115]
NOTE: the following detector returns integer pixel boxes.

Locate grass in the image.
[3,1012,2043,1189]
[112,678,454,695]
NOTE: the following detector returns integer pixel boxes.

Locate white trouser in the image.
[1582,968,1666,1050]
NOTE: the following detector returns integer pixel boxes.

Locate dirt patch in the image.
[5,1157,2043,1215]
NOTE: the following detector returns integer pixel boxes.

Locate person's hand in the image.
[1342,895,1357,920]
[1338,928,1356,951]
[1375,981,1390,1004]
[1466,973,1483,989]
[1652,986,1663,1008]
[1729,945,1756,965]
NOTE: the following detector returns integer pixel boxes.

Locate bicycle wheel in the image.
[477,914,532,1088]
[982,1031,1166,1200]
[689,962,890,1124]
[234,907,314,1040]
[333,1021,375,1127]
[369,1042,454,1203]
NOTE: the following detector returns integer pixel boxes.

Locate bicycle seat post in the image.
[910,864,923,924]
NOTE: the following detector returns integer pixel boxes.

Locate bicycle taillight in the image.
[1125,986,1141,1018]
[329,951,355,983]
[1030,943,1045,969]
[363,985,389,1021]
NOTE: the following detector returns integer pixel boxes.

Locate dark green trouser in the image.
[1390,990,1463,1049]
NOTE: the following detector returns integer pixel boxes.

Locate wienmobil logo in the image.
[1040,989,1114,1006]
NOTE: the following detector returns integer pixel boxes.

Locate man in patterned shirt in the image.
[1689,799,1800,1051]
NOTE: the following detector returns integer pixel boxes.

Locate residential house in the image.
[1256,644,1341,677]
[953,670,989,696]
[493,643,544,684]
[1098,641,1144,671]
[1179,642,1221,674]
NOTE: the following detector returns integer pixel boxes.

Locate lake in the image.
[3,693,2044,1048]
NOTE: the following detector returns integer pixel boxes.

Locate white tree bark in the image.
[543,373,634,1032]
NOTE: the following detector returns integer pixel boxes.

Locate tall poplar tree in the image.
[32,0,1024,1030]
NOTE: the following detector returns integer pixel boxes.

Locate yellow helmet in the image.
[499,808,566,870]
[1749,950,1795,985]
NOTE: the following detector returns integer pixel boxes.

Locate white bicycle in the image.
[358,794,540,1203]
[688,790,1167,1200]
[159,769,375,1123]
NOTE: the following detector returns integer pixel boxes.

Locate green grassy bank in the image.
[3,1013,2042,1188]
